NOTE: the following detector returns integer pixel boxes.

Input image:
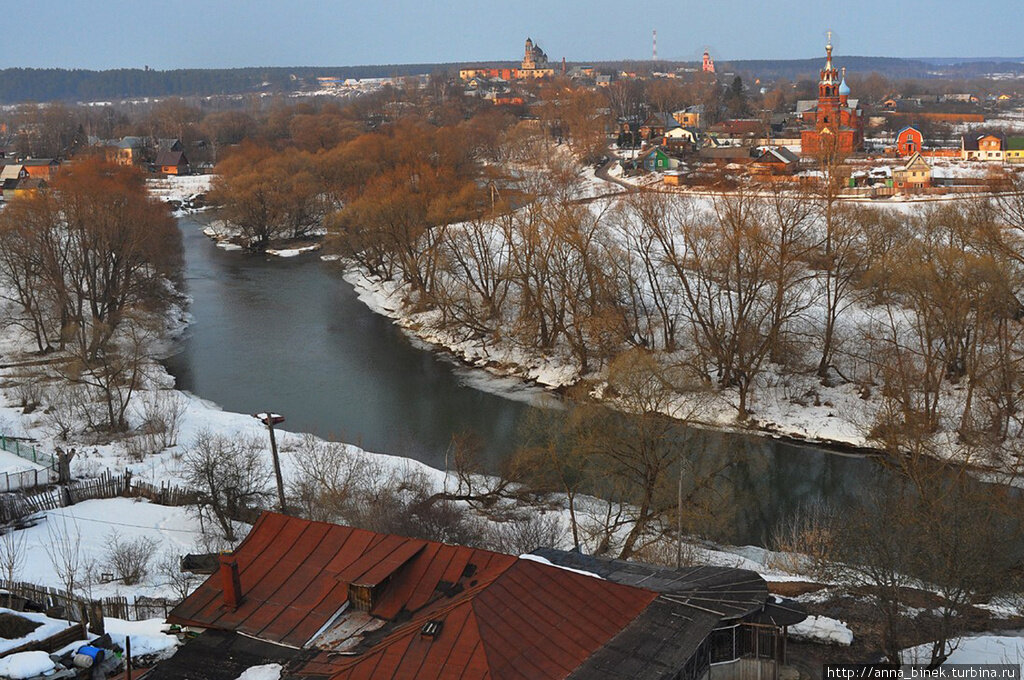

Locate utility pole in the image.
[254,412,287,514]
[676,465,683,569]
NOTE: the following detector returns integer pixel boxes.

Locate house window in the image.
[710,626,736,663]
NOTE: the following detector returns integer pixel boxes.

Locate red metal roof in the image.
[169,513,657,679]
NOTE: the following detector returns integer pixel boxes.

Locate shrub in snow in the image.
[103,531,159,585]
[157,550,200,600]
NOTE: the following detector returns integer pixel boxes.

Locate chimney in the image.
[220,553,243,610]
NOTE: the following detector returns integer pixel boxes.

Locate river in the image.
[164,217,905,545]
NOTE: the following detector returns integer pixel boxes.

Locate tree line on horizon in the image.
[0,51,1021,104]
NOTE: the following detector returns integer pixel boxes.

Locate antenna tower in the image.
[652,29,658,61]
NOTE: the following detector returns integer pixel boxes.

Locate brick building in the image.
[800,35,864,157]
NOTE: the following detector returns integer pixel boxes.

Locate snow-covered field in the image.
[0,450,46,480]
[15,499,202,599]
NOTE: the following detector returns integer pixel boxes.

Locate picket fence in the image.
[1,580,178,623]
[0,470,197,524]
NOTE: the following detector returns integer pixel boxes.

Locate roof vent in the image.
[421,620,444,638]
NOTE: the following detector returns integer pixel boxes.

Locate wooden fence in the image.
[1,621,87,657]
[1,580,179,623]
[0,470,197,524]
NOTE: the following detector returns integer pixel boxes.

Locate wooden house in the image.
[22,158,59,180]
[893,152,932,190]
[663,126,700,151]
[708,119,764,142]
[2,177,46,201]
[154,149,190,175]
[0,163,27,183]
[108,136,146,166]
[636,146,677,172]
[143,512,806,680]
[751,147,800,175]
[963,133,1005,161]
[698,146,754,165]
[638,113,679,141]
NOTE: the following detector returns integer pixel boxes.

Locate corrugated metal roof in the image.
[169,513,657,679]
[318,559,655,680]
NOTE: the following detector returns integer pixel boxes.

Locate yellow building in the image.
[673,106,702,129]
[518,37,555,78]
[1006,137,1024,163]
[458,38,554,81]
[893,153,932,189]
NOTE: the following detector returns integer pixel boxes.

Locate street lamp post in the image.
[253,412,287,514]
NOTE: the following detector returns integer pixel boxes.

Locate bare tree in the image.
[819,476,1018,666]
[181,430,272,542]
[156,551,199,601]
[44,516,82,620]
[0,529,27,607]
[287,435,389,523]
[652,192,788,418]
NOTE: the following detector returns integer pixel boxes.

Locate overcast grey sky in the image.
[6,0,1021,70]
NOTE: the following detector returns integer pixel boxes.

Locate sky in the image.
[4,0,1022,70]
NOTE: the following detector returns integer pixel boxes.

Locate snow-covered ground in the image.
[0,650,57,679]
[235,664,284,680]
[788,614,854,646]
[14,499,203,599]
[0,607,178,677]
[147,175,212,205]
[903,630,1024,668]
[0,450,44,477]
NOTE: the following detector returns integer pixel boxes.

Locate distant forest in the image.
[721,56,1024,81]
[0,64,456,104]
[0,56,1022,104]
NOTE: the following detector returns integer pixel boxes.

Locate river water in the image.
[163,217,900,545]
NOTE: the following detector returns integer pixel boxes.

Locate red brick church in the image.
[800,34,864,156]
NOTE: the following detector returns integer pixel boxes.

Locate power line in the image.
[38,510,203,535]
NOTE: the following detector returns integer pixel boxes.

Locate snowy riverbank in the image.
[341,264,882,454]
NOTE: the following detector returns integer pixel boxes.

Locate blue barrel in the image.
[73,645,105,668]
